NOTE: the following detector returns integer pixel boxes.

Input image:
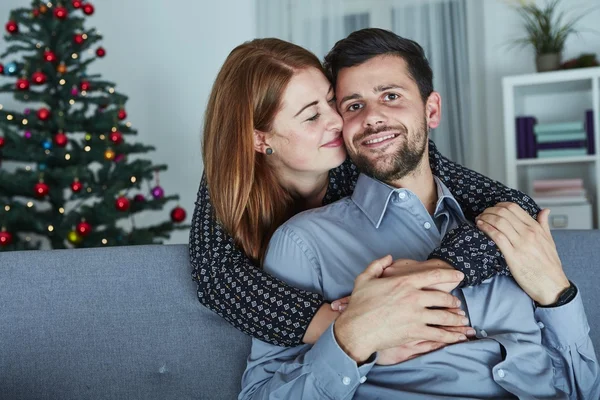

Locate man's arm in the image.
[239,225,377,400]
[476,203,600,399]
[239,223,468,399]
[535,289,600,399]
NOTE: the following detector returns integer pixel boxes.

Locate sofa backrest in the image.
[0,230,598,399]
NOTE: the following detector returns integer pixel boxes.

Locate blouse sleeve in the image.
[189,173,324,347]
[427,140,542,286]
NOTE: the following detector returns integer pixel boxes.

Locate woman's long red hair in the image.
[203,38,324,265]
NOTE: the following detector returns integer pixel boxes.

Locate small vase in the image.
[536,53,561,72]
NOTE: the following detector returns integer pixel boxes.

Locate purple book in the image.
[536,140,588,150]
[526,117,537,158]
[586,110,595,155]
[516,117,528,158]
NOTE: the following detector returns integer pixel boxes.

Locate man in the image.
[239,28,599,399]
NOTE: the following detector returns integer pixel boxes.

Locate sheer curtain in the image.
[256,0,474,165]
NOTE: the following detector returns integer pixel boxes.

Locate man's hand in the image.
[333,255,470,363]
[376,259,475,365]
[476,202,570,306]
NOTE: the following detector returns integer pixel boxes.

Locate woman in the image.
[190,38,540,347]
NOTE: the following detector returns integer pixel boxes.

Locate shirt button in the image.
[423,222,432,230]
[537,321,545,329]
[497,369,506,379]
[398,192,406,199]
[480,329,488,338]
[342,376,351,385]
[359,376,367,384]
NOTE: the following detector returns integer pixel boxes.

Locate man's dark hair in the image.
[324,28,433,103]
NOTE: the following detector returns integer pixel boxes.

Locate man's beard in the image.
[349,118,429,183]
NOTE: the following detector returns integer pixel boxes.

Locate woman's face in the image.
[263,67,346,176]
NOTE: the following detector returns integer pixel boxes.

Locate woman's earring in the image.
[266,148,274,155]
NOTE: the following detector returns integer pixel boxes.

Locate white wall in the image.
[479,0,600,182]
[0,0,257,244]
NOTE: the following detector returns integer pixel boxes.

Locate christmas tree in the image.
[0,0,189,251]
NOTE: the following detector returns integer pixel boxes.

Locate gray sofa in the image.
[1,230,599,399]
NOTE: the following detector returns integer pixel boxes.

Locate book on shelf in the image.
[533,196,589,205]
[537,148,588,158]
[516,111,595,158]
[586,109,595,155]
[533,121,585,134]
[533,178,584,191]
[532,178,588,205]
[535,132,587,144]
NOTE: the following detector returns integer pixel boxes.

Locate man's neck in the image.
[386,157,438,215]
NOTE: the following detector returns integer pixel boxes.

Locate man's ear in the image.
[254,129,270,154]
[425,91,442,129]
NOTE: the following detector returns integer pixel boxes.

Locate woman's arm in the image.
[427,140,542,285]
[189,173,337,346]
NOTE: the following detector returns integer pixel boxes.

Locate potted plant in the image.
[510,0,590,72]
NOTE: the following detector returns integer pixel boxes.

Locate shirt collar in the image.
[351,173,464,228]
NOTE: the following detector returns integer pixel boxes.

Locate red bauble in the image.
[5,21,18,34]
[72,0,83,8]
[80,80,91,91]
[117,109,127,120]
[71,179,83,192]
[74,33,85,45]
[16,78,29,91]
[109,131,123,145]
[32,71,47,85]
[82,3,95,15]
[37,108,51,121]
[0,63,4,74]
[54,6,68,19]
[0,231,12,246]
[0,137,5,148]
[54,132,68,147]
[33,9,40,17]
[115,196,130,212]
[170,207,187,223]
[44,50,57,63]
[96,47,106,58]
[76,221,92,236]
[34,182,50,198]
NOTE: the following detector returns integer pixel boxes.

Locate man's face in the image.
[336,55,438,183]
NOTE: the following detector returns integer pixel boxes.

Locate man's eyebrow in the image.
[339,84,406,106]
[374,84,405,93]
[338,93,361,106]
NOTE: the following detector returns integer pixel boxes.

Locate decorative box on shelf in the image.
[503,67,600,229]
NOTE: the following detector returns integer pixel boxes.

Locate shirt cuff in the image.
[303,323,376,398]
[535,286,590,348]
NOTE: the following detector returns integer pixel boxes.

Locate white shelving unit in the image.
[502,67,600,229]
